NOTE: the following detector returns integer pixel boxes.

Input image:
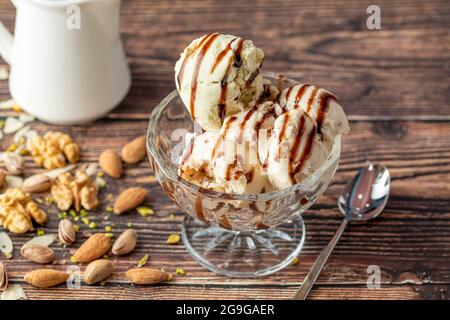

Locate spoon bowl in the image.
[338,163,390,221]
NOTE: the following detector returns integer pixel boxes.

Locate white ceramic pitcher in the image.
[0,0,131,124]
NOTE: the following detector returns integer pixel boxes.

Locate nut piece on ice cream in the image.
[175,33,265,131]
[264,108,331,190]
[179,131,273,194]
[279,84,350,142]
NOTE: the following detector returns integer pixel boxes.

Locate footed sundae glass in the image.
[147,73,341,277]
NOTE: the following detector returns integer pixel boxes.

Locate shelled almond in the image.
[72,233,110,263]
[125,268,170,285]
[99,149,122,178]
[24,269,69,288]
[121,135,146,164]
[113,187,148,214]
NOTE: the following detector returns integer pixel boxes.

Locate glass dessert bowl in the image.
[147,73,341,277]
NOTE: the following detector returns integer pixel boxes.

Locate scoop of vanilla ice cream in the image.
[279,84,350,142]
[175,33,265,131]
[264,108,331,190]
[179,131,273,194]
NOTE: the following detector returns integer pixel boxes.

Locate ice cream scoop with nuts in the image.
[175,33,349,194]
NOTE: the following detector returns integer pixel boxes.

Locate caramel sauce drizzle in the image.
[189,33,220,118]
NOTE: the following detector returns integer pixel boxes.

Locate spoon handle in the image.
[294,219,349,300]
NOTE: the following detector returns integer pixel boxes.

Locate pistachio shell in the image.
[83,259,113,285]
[20,243,55,264]
[112,229,137,256]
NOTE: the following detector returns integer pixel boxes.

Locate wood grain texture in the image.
[0,0,449,300]
[1,0,450,119]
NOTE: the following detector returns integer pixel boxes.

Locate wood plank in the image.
[1,0,449,119]
[9,282,450,300]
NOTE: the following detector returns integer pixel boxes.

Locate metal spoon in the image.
[294,163,390,300]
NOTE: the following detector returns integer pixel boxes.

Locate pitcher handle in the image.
[0,0,17,65]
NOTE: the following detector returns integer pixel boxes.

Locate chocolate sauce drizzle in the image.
[176,33,215,89]
[305,86,319,113]
[189,33,220,118]
[236,106,257,144]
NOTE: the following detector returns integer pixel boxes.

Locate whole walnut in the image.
[0,188,47,234]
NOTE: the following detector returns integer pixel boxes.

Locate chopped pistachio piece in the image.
[69,209,77,218]
[137,206,154,217]
[167,234,181,245]
[81,217,90,225]
[73,225,80,232]
[105,233,114,238]
[12,105,22,113]
[70,256,77,263]
[127,222,133,228]
[97,172,104,177]
[176,268,187,276]
[137,254,149,267]
[80,209,88,217]
[103,254,109,259]
[290,257,300,266]
[166,273,174,281]
[6,143,17,152]
[36,229,45,236]
[105,226,112,232]
[88,222,97,229]
[105,206,113,213]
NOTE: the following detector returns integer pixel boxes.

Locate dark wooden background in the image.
[0,0,449,300]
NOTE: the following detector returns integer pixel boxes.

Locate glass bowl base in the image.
[181,214,306,277]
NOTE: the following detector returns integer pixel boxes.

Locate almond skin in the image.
[73,233,110,263]
[24,269,69,288]
[83,259,113,285]
[112,229,137,255]
[113,187,148,214]
[125,268,169,285]
[121,135,146,164]
[20,243,55,264]
[22,174,52,193]
[99,149,123,178]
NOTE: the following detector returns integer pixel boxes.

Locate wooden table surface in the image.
[0,0,449,300]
